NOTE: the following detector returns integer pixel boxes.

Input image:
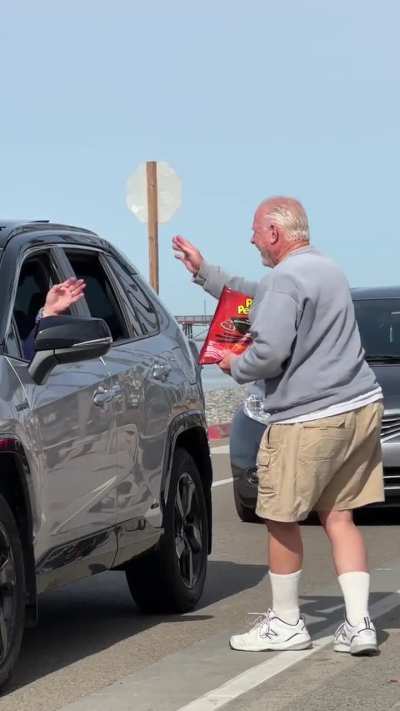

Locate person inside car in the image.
[23,277,86,360]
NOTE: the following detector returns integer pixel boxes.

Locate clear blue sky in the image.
[1,1,399,314]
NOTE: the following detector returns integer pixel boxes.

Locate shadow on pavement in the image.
[300,592,400,641]
[200,560,265,608]
[8,559,265,694]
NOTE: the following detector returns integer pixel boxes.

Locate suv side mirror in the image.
[29,316,112,385]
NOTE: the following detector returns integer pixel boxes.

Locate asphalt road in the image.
[2,442,400,711]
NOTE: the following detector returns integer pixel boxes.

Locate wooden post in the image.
[146,161,159,293]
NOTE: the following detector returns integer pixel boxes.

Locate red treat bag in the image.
[198,287,253,365]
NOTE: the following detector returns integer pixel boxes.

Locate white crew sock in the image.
[338,571,370,626]
[269,569,302,624]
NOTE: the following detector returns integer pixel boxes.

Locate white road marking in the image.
[177,637,332,711]
[212,477,233,488]
[210,445,230,454]
[175,589,400,711]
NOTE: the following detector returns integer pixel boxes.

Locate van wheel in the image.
[126,448,209,613]
[0,494,26,691]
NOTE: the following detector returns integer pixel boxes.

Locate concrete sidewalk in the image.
[226,603,400,711]
[54,563,400,711]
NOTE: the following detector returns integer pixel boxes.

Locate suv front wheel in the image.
[0,495,26,690]
[125,448,208,613]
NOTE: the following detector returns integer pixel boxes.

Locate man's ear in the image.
[271,225,279,244]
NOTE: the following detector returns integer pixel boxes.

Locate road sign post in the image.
[146,161,159,292]
[126,161,182,294]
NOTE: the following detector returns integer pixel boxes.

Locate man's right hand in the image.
[172,235,204,275]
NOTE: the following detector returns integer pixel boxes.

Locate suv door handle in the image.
[152,362,171,382]
[93,387,114,407]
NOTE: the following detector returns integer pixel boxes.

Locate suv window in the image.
[10,253,58,359]
[65,251,130,342]
[108,257,159,337]
[354,298,400,356]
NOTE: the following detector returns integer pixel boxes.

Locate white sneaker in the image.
[334,617,378,656]
[229,609,312,652]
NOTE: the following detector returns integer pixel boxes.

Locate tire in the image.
[126,448,209,613]
[233,483,260,524]
[0,494,26,692]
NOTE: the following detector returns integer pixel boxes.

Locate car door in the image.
[4,247,117,567]
[105,256,176,522]
[61,247,177,563]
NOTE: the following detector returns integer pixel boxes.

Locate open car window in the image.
[64,250,130,343]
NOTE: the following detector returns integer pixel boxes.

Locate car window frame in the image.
[5,317,24,360]
[5,246,79,363]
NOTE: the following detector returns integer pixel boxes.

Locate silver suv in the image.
[0,220,212,689]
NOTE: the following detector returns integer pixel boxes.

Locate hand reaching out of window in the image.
[41,278,86,317]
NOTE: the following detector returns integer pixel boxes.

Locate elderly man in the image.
[172,196,384,656]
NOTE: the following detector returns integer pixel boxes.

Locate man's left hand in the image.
[218,351,237,375]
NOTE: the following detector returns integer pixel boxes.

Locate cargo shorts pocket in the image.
[256,429,280,497]
[298,414,351,462]
[297,416,352,508]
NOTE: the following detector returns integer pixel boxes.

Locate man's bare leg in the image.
[265,520,303,624]
[229,520,311,650]
[318,509,368,574]
[319,509,370,626]
[266,520,303,573]
[318,508,377,653]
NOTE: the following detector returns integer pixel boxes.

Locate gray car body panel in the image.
[0,220,211,597]
[9,356,118,561]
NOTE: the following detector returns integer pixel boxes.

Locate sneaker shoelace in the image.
[247,610,275,638]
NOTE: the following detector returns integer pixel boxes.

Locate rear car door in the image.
[4,247,117,570]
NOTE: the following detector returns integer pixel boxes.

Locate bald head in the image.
[251,196,310,267]
[256,197,310,243]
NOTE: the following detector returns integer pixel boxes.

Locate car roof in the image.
[351,286,400,300]
[0,219,98,248]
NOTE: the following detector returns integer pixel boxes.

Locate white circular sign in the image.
[126,161,182,224]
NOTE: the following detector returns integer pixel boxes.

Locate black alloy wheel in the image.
[126,448,209,613]
[174,471,205,589]
[0,495,26,692]
[0,523,18,665]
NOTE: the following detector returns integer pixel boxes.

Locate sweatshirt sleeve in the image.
[192,261,259,299]
[231,288,299,384]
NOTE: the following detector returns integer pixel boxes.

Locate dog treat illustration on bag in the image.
[198,287,253,365]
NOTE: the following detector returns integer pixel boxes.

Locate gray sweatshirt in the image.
[194,247,379,423]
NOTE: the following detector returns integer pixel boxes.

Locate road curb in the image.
[207,422,231,440]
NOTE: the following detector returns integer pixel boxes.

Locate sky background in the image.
[1,1,399,315]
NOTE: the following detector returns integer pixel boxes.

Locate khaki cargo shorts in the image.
[256,402,384,522]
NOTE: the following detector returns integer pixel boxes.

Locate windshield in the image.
[354,298,400,360]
